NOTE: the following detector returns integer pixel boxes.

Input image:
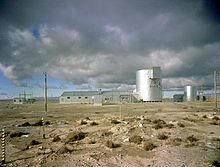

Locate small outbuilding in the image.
[13,98,25,104]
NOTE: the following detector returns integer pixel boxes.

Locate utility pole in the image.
[214,71,217,111]
[42,72,47,139]
[44,72,48,113]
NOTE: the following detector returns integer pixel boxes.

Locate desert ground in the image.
[0,101,220,167]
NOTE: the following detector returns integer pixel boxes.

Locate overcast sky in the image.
[0,0,220,98]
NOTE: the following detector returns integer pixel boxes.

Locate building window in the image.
[78,97,81,99]
[19,100,22,102]
[67,97,70,99]
[85,97,88,99]
[14,100,16,102]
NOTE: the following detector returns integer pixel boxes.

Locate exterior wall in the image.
[136,68,162,102]
[59,95,93,104]
[59,91,138,104]
[13,98,24,104]
[173,94,184,102]
[93,95,102,106]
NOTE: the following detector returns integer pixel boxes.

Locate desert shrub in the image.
[111,119,121,124]
[10,131,29,138]
[145,118,152,123]
[105,140,119,148]
[212,116,220,121]
[210,121,219,125]
[90,121,99,126]
[30,140,41,146]
[101,131,113,137]
[212,160,220,167]
[153,124,163,129]
[152,119,167,129]
[57,145,73,154]
[45,121,51,125]
[85,117,90,120]
[87,140,96,144]
[52,136,61,142]
[166,123,174,128]
[186,135,198,142]
[202,115,207,118]
[212,137,220,142]
[157,133,168,140]
[169,138,182,146]
[143,141,157,151]
[130,135,143,144]
[183,117,196,122]
[32,120,43,126]
[153,119,166,124]
[80,120,87,125]
[19,122,31,127]
[177,122,185,128]
[66,131,86,142]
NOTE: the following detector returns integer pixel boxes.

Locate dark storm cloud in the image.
[0,0,220,89]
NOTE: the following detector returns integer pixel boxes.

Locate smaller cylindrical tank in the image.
[184,86,197,101]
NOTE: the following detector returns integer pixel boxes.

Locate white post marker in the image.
[2,128,5,165]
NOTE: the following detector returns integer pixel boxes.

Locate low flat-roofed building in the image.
[59,90,139,105]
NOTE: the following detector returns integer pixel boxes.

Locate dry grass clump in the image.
[210,121,219,125]
[145,118,152,123]
[101,131,113,137]
[186,135,198,142]
[153,119,166,124]
[212,160,220,167]
[111,119,121,124]
[169,138,182,146]
[212,137,220,142]
[66,131,86,142]
[183,117,196,122]
[18,122,31,127]
[130,135,143,144]
[212,116,220,121]
[177,122,185,128]
[30,140,41,146]
[85,117,90,120]
[105,140,120,148]
[166,123,174,128]
[32,120,43,126]
[87,140,96,144]
[57,145,74,154]
[157,133,168,140]
[52,135,61,142]
[10,131,29,138]
[143,141,157,151]
[80,120,87,125]
[90,121,99,126]
[152,119,167,129]
[184,135,199,147]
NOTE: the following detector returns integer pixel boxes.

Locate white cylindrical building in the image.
[136,67,162,102]
[184,86,197,101]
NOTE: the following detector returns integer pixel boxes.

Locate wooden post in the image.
[42,72,47,139]
[214,71,217,110]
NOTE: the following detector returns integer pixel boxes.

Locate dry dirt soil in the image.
[0,101,220,167]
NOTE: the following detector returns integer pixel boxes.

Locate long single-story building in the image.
[59,90,139,105]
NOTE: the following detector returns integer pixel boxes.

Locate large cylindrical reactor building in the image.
[136,67,162,102]
[184,86,197,101]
